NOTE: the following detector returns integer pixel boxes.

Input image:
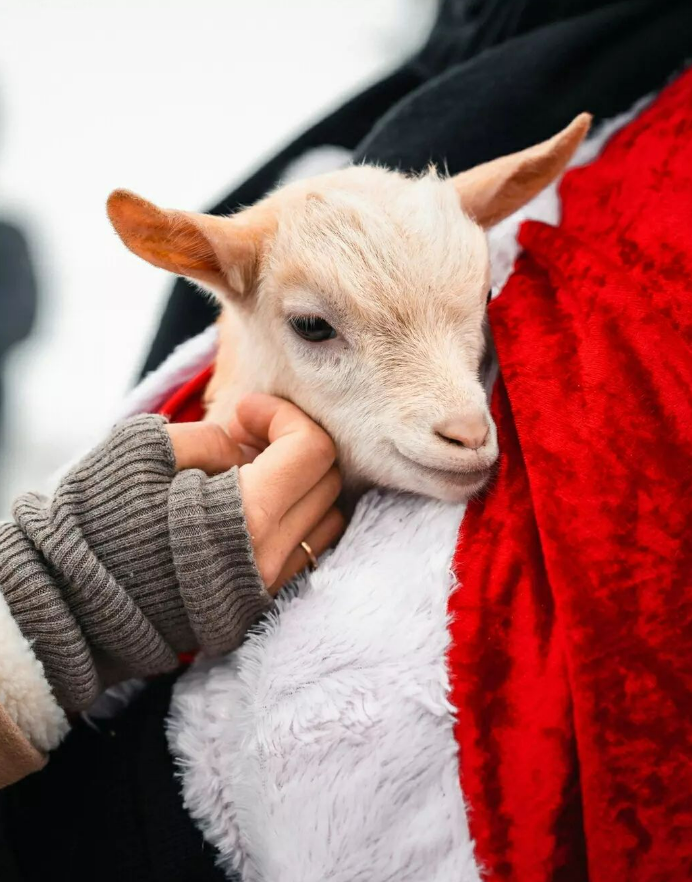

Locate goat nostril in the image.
[437,429,489,450]
[436,432,464,447]
[435,417,489,451]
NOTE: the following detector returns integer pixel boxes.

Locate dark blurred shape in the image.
[0,220,38,436]
[140,0,692,380]
[0,672,230,882]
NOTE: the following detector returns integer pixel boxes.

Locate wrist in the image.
[169,466,273,656]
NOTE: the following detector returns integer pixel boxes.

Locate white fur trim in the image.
[279,146,353,185]
[168,491,479,882]
[117,322,219,420]
[0,591,68,752]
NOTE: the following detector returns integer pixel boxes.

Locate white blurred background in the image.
[0,0,435,516]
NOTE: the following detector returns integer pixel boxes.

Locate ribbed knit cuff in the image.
[169,468,273,656]
[6,414,187,710]
[0,518,100,711]
[70,414,196,655]
[2,413,271,712]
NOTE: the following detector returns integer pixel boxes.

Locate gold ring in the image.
[300,540,319,572]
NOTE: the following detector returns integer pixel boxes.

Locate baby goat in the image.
[108,114,589,502]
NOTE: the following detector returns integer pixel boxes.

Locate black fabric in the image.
[0,797,21,882]
[0,221,36,359]
[358,0,692,172]
[0,220,38,442]
[139,0,692,378]
[0,674,230,882]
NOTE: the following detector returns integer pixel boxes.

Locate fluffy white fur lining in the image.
[168,493,478,882]
[0,591,68,752]
[163,103,645,881]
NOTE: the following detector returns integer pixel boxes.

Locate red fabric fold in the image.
[158,364,212,423]
[449,71,692,880]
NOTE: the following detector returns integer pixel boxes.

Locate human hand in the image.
[230,394,345,592]
[165,396,344,593]
[166,419,249,473]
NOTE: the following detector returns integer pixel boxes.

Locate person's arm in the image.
[0,396,343,788]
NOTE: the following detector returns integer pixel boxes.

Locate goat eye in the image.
[486,289,492,305]
[289,315,337,342]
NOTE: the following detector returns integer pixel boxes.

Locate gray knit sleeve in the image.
[0,414,272,712]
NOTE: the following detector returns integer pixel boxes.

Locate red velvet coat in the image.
[450,69,692,881]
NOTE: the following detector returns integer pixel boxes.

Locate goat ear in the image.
[106,190,261,299]
[452,113,592,228]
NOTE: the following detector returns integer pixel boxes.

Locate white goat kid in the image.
[108,114,589,502]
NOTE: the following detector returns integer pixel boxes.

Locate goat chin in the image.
[204,384,493,509]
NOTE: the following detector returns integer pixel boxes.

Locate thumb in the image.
[166,421,246,475]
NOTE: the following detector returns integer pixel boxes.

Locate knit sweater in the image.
[0,414,272,787]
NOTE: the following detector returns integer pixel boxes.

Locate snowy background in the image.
[0,0,435,516]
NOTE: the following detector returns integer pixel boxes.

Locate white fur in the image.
[0,591,68,752]
[168,492,478,882]
[164,102,644,881]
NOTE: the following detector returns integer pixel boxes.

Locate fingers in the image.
[268,506,346,595]
[236,393,316,446]
[254,465,341,583]
[233,393,344,590]
[227,413,267,453]
[167,398,345,601]
[237,394,336,519]
[166,421,246,474]
[239,463,342,586]
[279,466,342,551]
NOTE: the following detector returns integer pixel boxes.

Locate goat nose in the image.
[436,415,489,450]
